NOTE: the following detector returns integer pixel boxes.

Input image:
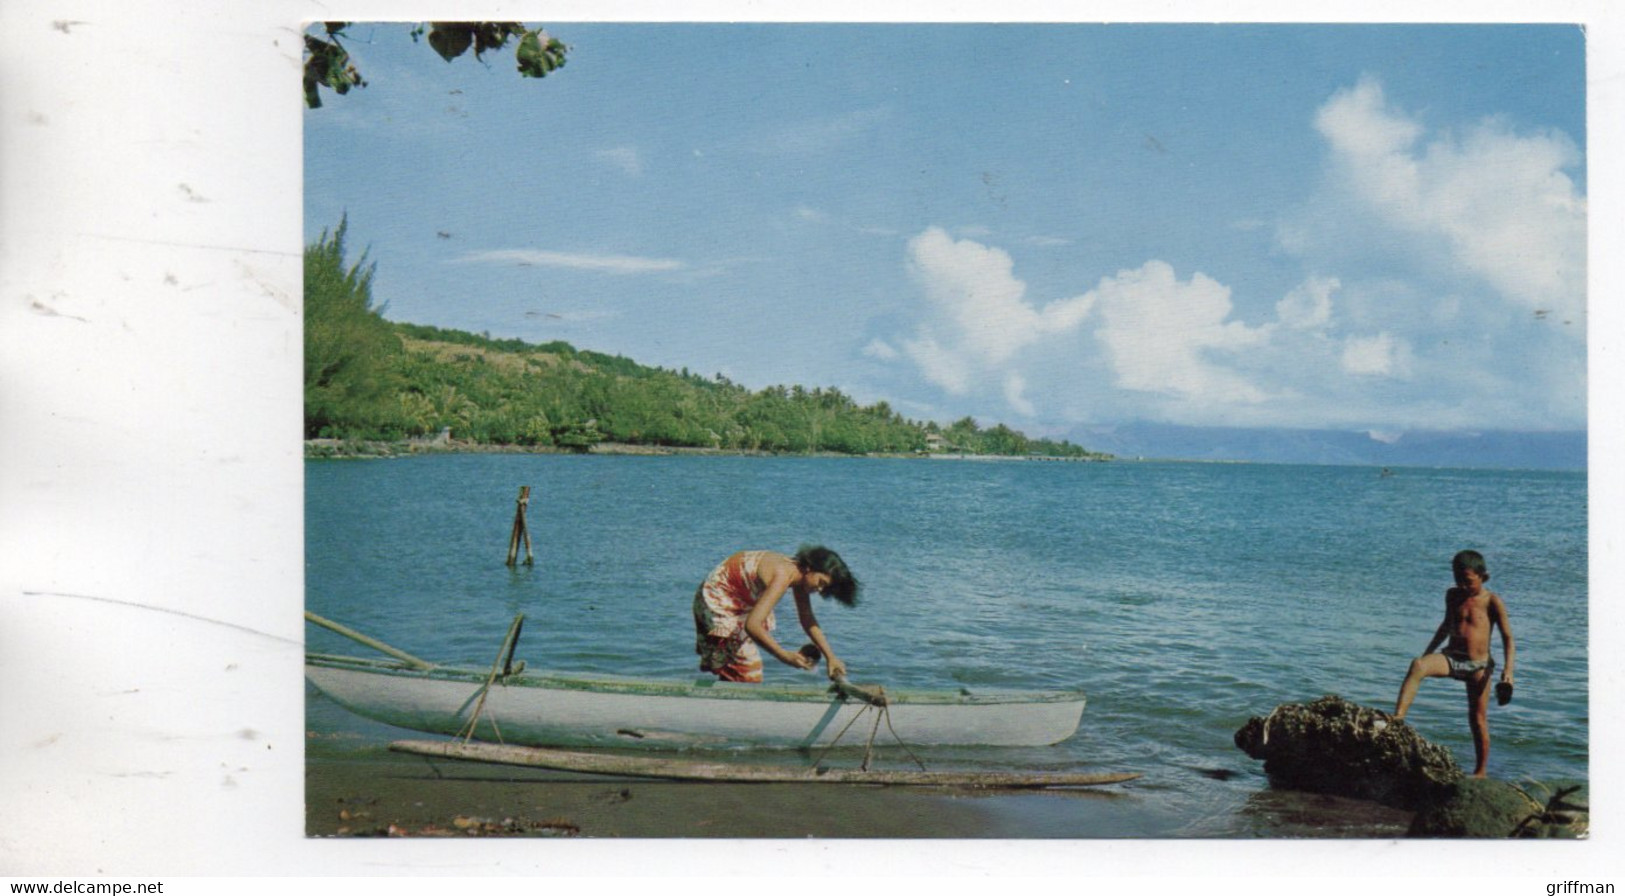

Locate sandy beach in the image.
[305,750,1162,839]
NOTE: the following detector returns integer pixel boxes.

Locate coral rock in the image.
[1234,695,1461,810]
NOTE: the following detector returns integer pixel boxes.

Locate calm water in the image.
[305,455,1588,836]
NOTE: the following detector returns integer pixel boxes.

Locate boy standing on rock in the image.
[1392,550,1517,777]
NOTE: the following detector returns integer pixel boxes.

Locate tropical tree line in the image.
[304,224,1109,459]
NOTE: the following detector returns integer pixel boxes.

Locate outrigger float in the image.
[305,611,1137,788]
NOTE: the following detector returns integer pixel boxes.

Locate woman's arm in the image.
[795,592,846,680]
[744,558,814,669]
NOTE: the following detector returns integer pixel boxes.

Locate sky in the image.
[304,23,1588,441]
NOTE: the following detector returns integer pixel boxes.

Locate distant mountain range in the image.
[1068,422,1586,471]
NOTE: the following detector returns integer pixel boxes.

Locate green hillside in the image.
[304,221,1108,460]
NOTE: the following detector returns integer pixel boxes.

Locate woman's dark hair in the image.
[794,544,860,607]
[1452,549,1490,583]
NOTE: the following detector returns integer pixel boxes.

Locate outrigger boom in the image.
[390,739,1141,788]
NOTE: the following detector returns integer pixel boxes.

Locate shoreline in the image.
[300,440,1585,473]
[304,438,1111,462]
[305,749,1158,839]
[304,746,1424,839]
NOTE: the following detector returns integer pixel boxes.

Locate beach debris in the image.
[334,795,377,822]
[377,815,580,837]
[1234,695,1461,810]
[536,818,581,836]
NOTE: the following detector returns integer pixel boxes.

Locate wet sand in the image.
[302,693,1412,839]
[305,750,1160,838]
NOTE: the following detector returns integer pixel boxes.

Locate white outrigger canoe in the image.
[304,613,1087,751]
[306,652,1087,750]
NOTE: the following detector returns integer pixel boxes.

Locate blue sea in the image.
[305,454,1588,837]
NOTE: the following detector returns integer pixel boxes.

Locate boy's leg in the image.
[1393,653,1450,721]
[1465,670,1493,777]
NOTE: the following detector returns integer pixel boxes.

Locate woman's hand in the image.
[826,657,847,681]
[785,650,816,670]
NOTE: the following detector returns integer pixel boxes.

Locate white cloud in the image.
[1316,78,1423,164]
[595,146,643,177]
[1340,332,1410,377]
[883,120,1581,431]
[459,249,685,274]
[1275,276,1338,331]
[1092,260,1269,404]
[894,228,1095,416]
[863,338,899,361]
[889,234,1357,424]
[1235,77,1588,431]
[901,334,971,395]
[905,227,1093,367]
[1315,75,1585,323]
[1003,372,1036,417]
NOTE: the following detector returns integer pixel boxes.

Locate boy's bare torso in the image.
[1444,586,1497,660]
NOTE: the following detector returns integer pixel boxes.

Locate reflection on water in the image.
[1231,788,1412,838]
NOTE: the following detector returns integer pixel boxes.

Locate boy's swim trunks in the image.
[1443,650,1495,681]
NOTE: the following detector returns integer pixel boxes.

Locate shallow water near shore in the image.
[305,454,1586,837]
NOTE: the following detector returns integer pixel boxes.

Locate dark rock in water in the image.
[1236,696,1588,837]
[1514,780,1590,838]
[1234,695,1461,810]
[1406,778,1540,838]
[1409,778,1589,839]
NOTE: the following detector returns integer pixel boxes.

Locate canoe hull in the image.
[305,656,1086,749]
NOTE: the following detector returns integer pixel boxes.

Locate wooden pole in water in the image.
[506,486,534,567]
[520,491,534,566]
